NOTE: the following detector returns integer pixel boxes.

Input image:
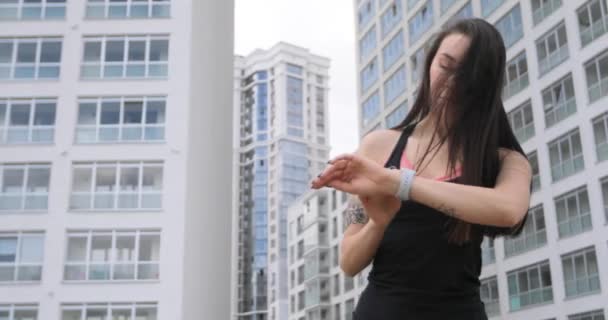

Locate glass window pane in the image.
[145,101,165,124]
[3,167,24,193]
[120,166,139,191]
[128,40,146,61]
[78,102,97,125]
[105,40,125,62]
[84,42,101,62]
[124,101,143,123]
[34,102,55,125]
[115,235,135,262]
[66,236,87,261]
[17,42,36,63]
[135,307,157,320]
[100,101,120,124]
[26,168,50,192]
[90,235,112,262]
[19,235,43,263]
[0,42,14,63]
[138,234,160,261]
[0,237,18,262]
[40,41,61,62]
[142,166,162,190]
[149,40,168,61]
[10,103,30,125]
[72,167,92,192]
[96,167,116,192]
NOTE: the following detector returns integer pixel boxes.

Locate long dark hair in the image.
[393,18,529,244]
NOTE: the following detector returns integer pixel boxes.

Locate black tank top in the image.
[353,124,488,320]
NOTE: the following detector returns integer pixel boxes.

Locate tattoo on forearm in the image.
[344,203,369,226]
[437,203,458,219]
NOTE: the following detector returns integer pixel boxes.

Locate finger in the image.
[327,179,356,194]
[328,153,355,164]
[312,169,345,188]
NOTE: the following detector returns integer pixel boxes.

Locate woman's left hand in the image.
[311,153,398,197]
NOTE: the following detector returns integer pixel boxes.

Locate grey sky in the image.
[235,0,359,156]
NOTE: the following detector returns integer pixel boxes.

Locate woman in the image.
[311,19,532,319]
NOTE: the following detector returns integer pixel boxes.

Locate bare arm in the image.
[339,197,386,277]
[390,149,532,227]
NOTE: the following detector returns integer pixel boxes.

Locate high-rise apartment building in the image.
[233,43,331,320]
[353,0,608,319]
[0,1,234,319]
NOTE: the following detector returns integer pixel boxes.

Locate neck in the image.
[416,112,449,139]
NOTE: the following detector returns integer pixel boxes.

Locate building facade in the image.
[287,189,369,320]
[233,43,331,320]
[353,0,608,319]
[0,0,234,319]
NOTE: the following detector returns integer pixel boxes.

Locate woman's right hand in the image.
[359,194,401,228]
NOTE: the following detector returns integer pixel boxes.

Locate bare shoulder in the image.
[358,129,402,163]
[498,148,532,173]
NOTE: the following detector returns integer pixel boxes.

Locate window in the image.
[508,100,535,143]
[481,237,495,265]
[383,64,406,106]
[0,232,44,283]
[480,277,500,316]
[443,1,473,27]
[503,51,529,99]
[0,37,61,80]
[86,0,170,19]
[0,0,65,20]
[386,100,407,128]
[562,246,601,298]
[577,0,608,47]
[362,91,380,126]
[333,303,341,320]
[532,0,561,25]
[528,151,541,192]
[382,29,404,72]
[481,0,504,17]
[410,44,426,85]
[495,4,523,48]
[536,22,569,76]
[542,74,576,127]
[76,96,165,143]
[0,98,56,144]
[548,129,584,182]
[357,0,375,31]
[344,275,354,292]
[0,304,38,320]
[407,0,421,9]
[345,299,354,320]
[380,0,402,38]
[361,57,379,94]
[504,205,546,257]
[568,309,606,320]
[584,49,608,103]
[593,112,608,162]
[507,261,553,311]
[359,25,377,62]
[69,161,163,210]
[333,273,340,295]
[298,290,305,310]
[555,186,591,238]
[287,63,303,75]
[0,163,50,211]
[440,0,458,14]
[61,302,157,320]
[64,230,160,281]
[408,0,434,45]
[332,245,339,267]
[603,177,608,222]
[81,35,169,79]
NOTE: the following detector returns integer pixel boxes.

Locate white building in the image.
[353,0,608,319]
[287,188,369,320]
[0,1,234,319]
[232,43,331,320]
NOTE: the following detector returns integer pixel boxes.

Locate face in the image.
[429,33,471,99]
